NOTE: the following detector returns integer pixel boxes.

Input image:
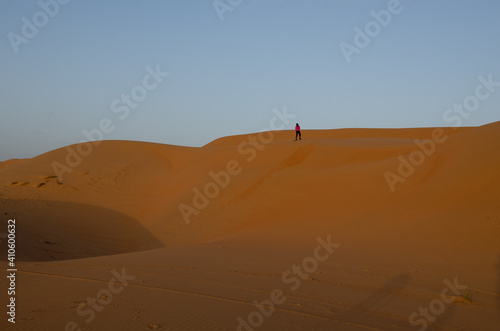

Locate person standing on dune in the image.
[295,123,302,140]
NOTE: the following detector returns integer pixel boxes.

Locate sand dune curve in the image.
[1,123,499,330]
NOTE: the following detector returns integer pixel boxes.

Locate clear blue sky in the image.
[1,0,499,160]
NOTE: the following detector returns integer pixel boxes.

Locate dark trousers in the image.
[295,131,301,140]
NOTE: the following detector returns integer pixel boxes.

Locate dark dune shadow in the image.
[0,199,164,262]
[339,273,413,328]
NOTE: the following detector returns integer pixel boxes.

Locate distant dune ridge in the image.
[1,123,499,330]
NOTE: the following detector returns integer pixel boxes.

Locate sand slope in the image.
[1,123,499,330]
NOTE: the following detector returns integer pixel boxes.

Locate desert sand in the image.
[1,123,499,330]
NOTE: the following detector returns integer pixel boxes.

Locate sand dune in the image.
[1,123,499,330]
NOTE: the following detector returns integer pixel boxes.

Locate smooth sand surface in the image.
[1,123,499,330]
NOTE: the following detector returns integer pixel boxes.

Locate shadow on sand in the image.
[0,199,163,262]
